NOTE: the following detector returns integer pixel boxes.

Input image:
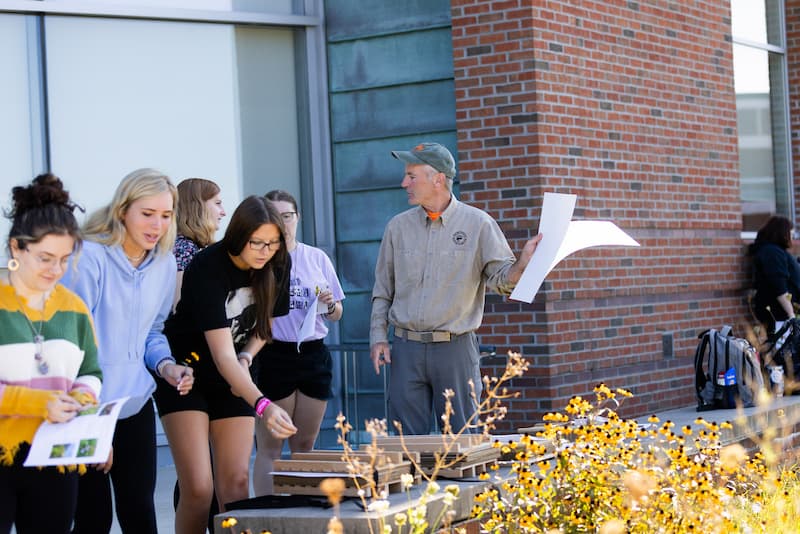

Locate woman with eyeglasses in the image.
[154,195,296,534]
[251,190,345,495]
[0,174,102,533]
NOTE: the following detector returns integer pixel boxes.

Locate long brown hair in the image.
[176,178,220,247]
[222,196,289,342]
[750,215,793,253]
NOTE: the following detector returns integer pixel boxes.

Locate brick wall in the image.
[788,1,800,214]
[450,0,751,429]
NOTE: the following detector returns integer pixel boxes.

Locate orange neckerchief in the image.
[426,210,442,221]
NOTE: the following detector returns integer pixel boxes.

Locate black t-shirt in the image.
[165,241,290,388]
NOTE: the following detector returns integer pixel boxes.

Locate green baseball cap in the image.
[391,142,456,179]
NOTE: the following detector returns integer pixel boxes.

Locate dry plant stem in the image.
[333,351,529,534]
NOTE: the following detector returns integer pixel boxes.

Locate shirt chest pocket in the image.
[434,248,474,286]
[396,248,424,288]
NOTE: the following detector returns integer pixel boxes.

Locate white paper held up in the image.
[509,193,640,303]
[297,296,319,351]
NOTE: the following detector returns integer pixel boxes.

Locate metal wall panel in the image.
[330,80,455,142]
[333,132,457,191]
[335,189,409,242]
[323,0,455,433]
[325,0,451,41]
[337,241,381,293]
[328,28,453,92]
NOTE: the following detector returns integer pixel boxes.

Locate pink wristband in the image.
[255,396,271,417]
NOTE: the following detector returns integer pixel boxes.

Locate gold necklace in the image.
[8,278,48,375]
[124,248,147,263]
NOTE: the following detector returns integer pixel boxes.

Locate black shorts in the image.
[153,368,253,421]
[254,339,333,401]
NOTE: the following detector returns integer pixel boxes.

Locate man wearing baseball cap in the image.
[369,142,542,435]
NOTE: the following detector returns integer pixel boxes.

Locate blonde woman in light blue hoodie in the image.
[62,168,194,534]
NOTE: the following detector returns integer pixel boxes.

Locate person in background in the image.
[749,215,800,333]
[252,190,345,495]
[154,196,297,534]
[171,177,226,529]
[0,174,102,534]
[63,168,193,534]
[173,178,226,308]
[370,142,542,435]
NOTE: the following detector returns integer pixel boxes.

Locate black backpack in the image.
[694,326,765,411]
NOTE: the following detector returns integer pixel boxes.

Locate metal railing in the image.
[321,343,498,448]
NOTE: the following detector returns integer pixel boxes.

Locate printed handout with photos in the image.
[24,396,132,467]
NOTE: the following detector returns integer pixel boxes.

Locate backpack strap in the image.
[720,325,733,338]
[694,331,712,399]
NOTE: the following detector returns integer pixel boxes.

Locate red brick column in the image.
[450,0,746,429]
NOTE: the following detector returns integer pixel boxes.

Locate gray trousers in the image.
[388,332,482,435]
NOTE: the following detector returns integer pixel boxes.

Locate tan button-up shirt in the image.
[370,196,517,345]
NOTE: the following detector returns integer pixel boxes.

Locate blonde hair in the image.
[176,178,220,247]
[83,168,177,255]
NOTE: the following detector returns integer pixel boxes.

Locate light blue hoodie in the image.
[62,240,176,418]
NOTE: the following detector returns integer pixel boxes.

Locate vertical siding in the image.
[325,0,457,344]
[323,0,457,440]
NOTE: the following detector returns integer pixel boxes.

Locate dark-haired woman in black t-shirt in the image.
[154,196,297,534]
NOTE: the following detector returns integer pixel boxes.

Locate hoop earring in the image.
[7,258,20,272]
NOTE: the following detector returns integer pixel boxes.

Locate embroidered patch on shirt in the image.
[452,231,467,245]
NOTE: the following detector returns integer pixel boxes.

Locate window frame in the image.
[732,0,794,238]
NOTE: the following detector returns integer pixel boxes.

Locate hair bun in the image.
[10,173,80,217]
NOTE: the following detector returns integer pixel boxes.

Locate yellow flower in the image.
[320,477,345,506]
[623,469,656,503]
[719,444,748,472]
[326,517,343,534]
[599,519,626,534]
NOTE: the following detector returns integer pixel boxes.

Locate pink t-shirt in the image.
[271,242,345,342]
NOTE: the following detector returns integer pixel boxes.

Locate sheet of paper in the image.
[297,296,319,351]
[551,220,640,268]
[24,396,130,467]
[509,193,640,303]
[509,192,576,303]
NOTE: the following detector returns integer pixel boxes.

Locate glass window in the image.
[731,0,768,44]
[44,16,300,230]
[43,0,294,15]
[0,15,37,260]
[732,0,791,232]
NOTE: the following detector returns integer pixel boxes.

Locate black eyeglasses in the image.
[280,211,297,222]
[248,239,282,252]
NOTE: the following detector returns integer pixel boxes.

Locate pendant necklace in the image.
[9,281,48,375]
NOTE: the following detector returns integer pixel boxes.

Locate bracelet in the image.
[254,396,271,417]
[238,351,253,366]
